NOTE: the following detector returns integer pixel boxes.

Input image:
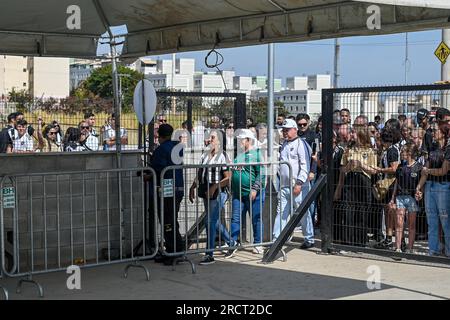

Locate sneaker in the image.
[300,242,314,250]
[395,248,402,253]
[224,247,238,259]
[373,238,393,250]
[294,227,302,232]
[218,243,229,254]
[401,239,407,252]
[252,246,264,254]
[199,255,215,265]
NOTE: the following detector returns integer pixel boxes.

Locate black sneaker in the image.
[300,242,314,250]
[401,239,407,252]
[373,238,393,249]
[199,255,215,265]
[224,247,238,259]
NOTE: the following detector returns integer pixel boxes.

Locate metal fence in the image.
[0,167,158,297]
[154,161,292,270]
[146,92,246,154]
[321,84,450,263]
[0,91,246,155]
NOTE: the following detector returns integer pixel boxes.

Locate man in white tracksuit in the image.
[273,119,315,249]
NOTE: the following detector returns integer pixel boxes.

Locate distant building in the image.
[0,55,69,99]
[256,89,322,119]
[0,55,28,98]
[29,57,70,98]
[128,58,157,74]
[307,74,331,91]
[194,73,225,92]
[70,58,110,91]
[286,77,308,90]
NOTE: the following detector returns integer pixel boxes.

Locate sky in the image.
[145,29,443,88]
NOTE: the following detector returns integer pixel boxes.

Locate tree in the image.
[247,98,287,124]
[7,88,34,112]
[81,64,142,112]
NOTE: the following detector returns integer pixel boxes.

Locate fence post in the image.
[321,89,334,253]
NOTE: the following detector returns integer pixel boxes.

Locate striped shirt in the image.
[198,151,231,194]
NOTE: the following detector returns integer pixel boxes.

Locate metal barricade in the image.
[158,161,294,270]
[0,167,158,298]
[321,84,450,265]
[0,242,8,300]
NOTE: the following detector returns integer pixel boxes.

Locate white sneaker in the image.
[294,227,302,233]
[395,248,402,253]
[218,243,229,254]
[252,246,265,254]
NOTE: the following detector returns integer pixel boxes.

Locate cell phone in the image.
[313,138,319,154]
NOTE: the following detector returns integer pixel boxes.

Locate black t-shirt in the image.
[332,145,344,186]
[395,161,422,196]
[383,144,400,168]
[422,127,434,154]
[427,142,450,182]
[27,125,35,137]
[298,129,317,147]
[0,126,13,153]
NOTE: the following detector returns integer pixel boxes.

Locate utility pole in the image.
[333,39,341,111]
[333,39,340,89]
[403,33,410,114]
[442,29,450,108]
[267,43,274,162]
[172,53,176,113]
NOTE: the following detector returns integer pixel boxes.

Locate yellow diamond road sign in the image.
[435,41,450,64]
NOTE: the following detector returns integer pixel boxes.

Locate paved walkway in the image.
[1,246,449,300]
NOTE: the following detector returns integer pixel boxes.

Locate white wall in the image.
[0,56,28,97]
[31,57,70,98]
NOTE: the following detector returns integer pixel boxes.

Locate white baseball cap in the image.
[281,119,297,129]
[236,129,256,140]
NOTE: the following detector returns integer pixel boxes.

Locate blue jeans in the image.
[205,192,231,257]
[424,181,450,256]
[231,191,265,244]
[273,184,314,244]
[309,177,317,222]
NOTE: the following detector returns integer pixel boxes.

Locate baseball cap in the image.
[416,109,429,122]
[280,119,297,129]
[236,129,256,140]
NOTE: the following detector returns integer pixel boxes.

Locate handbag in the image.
[372,176,395,201]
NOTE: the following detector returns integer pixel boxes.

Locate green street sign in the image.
[2,187,15,209]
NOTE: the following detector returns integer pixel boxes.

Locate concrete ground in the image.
[1,244,449,300]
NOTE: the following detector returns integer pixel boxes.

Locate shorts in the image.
[396,195,419,213]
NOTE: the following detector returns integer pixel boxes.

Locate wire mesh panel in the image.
[322,85,450,260]
[146,92,246,156]
[0,92,245,155]
[0,168,157,278]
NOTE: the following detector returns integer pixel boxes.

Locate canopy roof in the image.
[1,0,450,58]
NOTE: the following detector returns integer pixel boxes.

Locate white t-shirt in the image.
[85,134,99,151]
[12,133,34,152]
[104,127,127,151]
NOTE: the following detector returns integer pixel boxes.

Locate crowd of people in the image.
[0,112,128,153]
[332,107,450,256]
[2,105,449,261]
[148,105,450,265]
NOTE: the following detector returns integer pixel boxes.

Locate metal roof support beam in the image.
[123,1,450,57]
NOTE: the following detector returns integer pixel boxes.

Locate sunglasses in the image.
[297,123,308,128]
[49,132,56,135]
[159,119,167,123]
[81,126,89,129]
